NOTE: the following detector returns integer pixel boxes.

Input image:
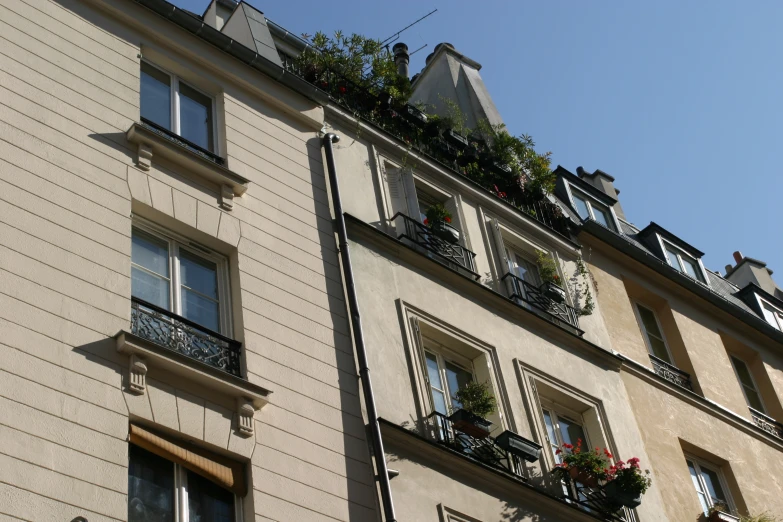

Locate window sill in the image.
[126,121,250,209]
[115,330,271,437]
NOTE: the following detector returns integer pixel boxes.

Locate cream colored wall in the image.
[0,0,377,520]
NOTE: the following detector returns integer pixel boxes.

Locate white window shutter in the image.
[443,195,469,248]
[401,169,421,222]
[490,218,515,296]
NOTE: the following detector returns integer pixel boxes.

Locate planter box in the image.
[401,104,428,126]
[457,146,479,166]
[567,466,600,488]
[430,222,461,245]
[708,511,740,522]
[448,409,492,439]
[495,430,542,462]
[540,281,566,303]
[603,480,642,509]
[444,129,469,149]
[489,161,513,177]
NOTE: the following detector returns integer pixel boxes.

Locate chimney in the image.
[576,167,626,220]
[725,251,782,297]
[393,43,409,79]
[733,251,743,264]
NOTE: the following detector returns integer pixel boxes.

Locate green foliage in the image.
[576,256,595,316]
[536,250,561,286]
[606,459,652,496]
[454,381,497,418]
[740,513,779,522]
[554,440,611,479]
[438,95,469,135]
[424,203,452,226]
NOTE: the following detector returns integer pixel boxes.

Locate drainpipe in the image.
[322,134,398,522]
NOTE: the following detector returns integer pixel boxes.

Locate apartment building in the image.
[0,0,781,521]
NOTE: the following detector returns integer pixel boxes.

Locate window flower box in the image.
[708,510,740,522]
[448,408,492,439]
[495,430,542,462]
[444,128,469,149]
[541,281,567,303]
[567,466,600,488]
[604,480,642,509]
[430,221,461,245]
[401,104,428,126]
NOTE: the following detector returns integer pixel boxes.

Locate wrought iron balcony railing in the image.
[750,407,783,438]
[427,412,523,478]
[565,480,634,522]
[502,273,580,330]
[393,213,479,279]
[139,117,225,167]
[130,297,242,377]
[649,354,693,391]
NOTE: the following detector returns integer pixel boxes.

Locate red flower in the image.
[338,86,347,94]
[555,449,562,455]
[445,216,452,223]
[562,443,573,450]
[604,449,614,459]
[423,218,429,225]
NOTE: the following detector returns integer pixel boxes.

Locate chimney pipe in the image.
[733,251,744,264]
[393,43,409,79]
[725,264,733,274]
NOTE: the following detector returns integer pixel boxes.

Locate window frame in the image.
[565,184,618,232]
[632,301,675,364]
[685,454,736,516]
[423,342,475,416]
[658,237,708,284]
[729,354,766,414]
[132,219,232,336]
[540,400,591,462]
[140,60,219,155]
[757,297,783,331]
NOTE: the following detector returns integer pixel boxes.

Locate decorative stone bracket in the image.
[126,122,250,211]
[116,331,271,437]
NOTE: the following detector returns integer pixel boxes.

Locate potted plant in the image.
[536,250,566,303]
[552,440,610,488]
[495,430,543,463]
[448,381,497,439]
[603,457,652,509]
[708,504,741,522]
[401,104,428,126]
[424,203,460,245]
[444,128,469,149]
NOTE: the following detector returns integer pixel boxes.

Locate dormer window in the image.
[662,240,705,283]
[760,300,783,330]
[568,186,616,231]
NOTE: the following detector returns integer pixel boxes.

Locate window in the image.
[686,457,735,516]
[634,303,673,364]
[569,187,616,231]
[417,189,442,224]
[760,300,783,331]
[662,241,705,283]
[541,404,588,464]
[141,61,216,153]
[730,355,765,413]
[131,224,229,334]
[128,445,237,522]
[425,349,474,417]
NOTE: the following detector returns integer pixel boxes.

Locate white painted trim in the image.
[658,236,710,286]
[564,183,620,232]
[755,294,783,330]
[684,454,737,515]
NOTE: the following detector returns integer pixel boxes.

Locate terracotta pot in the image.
[568,466,600,488]
[448,409,492,439]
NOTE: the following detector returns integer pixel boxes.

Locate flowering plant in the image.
[605,457,652,496]
[424,203,452,227]
[536,250,561,286]
[553,440,611,479]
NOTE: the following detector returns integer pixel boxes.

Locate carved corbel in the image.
[220,184,234,211]
[129,354,148,394]
[236,397,255,437]
[137,142,153,171]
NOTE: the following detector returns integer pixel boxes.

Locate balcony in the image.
[130,297,242,377]
[393,213,479,279]
[750,407,783,439]
[649,354,693,391]
[502,273,581,330]
[564,481,634,522]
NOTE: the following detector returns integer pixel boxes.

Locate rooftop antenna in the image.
[409,44,428,57]
[380,9,438,47]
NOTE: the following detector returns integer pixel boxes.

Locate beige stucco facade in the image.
[1,0,781,521]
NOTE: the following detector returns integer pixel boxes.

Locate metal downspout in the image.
[321,134,398,522]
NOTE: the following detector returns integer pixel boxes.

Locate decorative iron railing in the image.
[750,407,783,438]
[139,117,225,166]
[393,213,479,279]
[427,412,523,478]
[278,50,572,238]
[130,297,242,377]
[649,355,693,391]
[565,481,634,522]
[502,273,580,329]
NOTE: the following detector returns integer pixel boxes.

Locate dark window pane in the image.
[181,288,219,332]
[444,361,473,409]
[128,445,175,522]
[187,470,235,522]
[179,82,213,151]
[572,194,590,220]
[132,229,169,277]
[180,250,218,299]
[140,62,171,130]
[132,267,170,310]
[592,205,613,230]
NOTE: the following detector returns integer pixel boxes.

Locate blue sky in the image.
[173,0,782,278]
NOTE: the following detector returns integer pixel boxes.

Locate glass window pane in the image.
[666,248,682,272]
[744,386,765,412]
[572,193,590,220]
[140,62,171,130]
[425,352,443,390]
[187,470,235,522]
[431,388,448,415]
[648,336,671,363]
[543,409,561,461]
[687,461,711,515]
[445,361,473,409]
[179,82,213,151]
[731,357,755,389]
[637,305,663,339]
[762,304,781,330]
[133,267,170,309]
[181,288,220,332]
[681,257,700,280]
[592,205,612,229]
[180,250,218,299]
[558,416,586,447]
[700,467,727,505]
[132,229,169,277]
[128,445,175,522]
